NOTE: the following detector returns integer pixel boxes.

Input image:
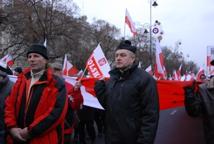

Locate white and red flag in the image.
[145,65,153,76]
[154,40,167,79]
[196,67,205,82]
[62,54,79,76]
[172,70,179,80]
[176,64,182,80]
[0,54,14,67]
[64,76,104,110]
[86,44,110,79]
[125,9,137,36]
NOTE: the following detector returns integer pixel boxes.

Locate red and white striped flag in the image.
[0,54,14,67]
[86,44,110,79]
[62,54,79,76]
[125,9,137,36]
[154,40,167,79]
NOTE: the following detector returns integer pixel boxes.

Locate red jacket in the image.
[66,82,83,110]
[4,68,68,144]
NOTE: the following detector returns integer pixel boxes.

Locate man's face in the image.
[115,49,135,69]
[27,53,47,73]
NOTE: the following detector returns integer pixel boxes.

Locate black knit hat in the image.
[14,66,22,74]
[116,40,137,54]
[211,59,214,66]
[27,44,48,59]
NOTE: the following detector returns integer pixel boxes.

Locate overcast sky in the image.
[72,0,214,67]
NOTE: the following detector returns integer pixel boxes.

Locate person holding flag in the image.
[94,40,159,144]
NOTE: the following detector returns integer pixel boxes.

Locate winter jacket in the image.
[0,72,13,144]
[4,68,68,144]
[184,80,214,144]
[95,63,159,144]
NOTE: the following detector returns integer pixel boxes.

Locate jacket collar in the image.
[109,62,138,80]
[21,67,53,83]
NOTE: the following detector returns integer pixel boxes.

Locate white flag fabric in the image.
[145,65,153,75]
[125,9,137,36]
[64,76,104,110]
[196,67,205,82]
[0,54,14,67]
[43,39,47,47]
[62,54,79,76]
[86,44,110,79]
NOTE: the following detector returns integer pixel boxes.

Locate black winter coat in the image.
[184,82,214,144]
[95,64,159,144]
[0,73,13,144]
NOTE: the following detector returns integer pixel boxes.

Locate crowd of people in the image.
[0,40,214,144]
[0,40,159,144]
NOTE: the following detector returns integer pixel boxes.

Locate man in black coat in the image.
[0,64,13,144]
[95,40,159,144]
[184,59,214,144]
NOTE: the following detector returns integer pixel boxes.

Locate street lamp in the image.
[149,0,158,66]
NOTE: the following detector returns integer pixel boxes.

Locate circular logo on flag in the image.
[152,27,159,34]
[98,58,107,66]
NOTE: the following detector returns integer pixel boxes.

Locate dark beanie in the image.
[14,66,22,74]
[211,59,214,66]
[116,40,137,54]
[27,44,48,59]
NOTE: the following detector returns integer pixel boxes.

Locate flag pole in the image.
[78,63,88,81]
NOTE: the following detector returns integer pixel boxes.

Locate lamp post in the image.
[149,0,158,66]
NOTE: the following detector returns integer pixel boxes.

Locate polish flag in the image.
[145,65,153,76]
[0,54,14,67]
[196,68,205,82]
[64,76,104,110]
[125,9,137,36]
[62,54,79,76]
[172,70,179,80]
[86,44,110,79]
[176,64,182,80]
[154,40,167,80]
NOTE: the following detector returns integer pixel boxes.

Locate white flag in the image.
[86,44,110,79]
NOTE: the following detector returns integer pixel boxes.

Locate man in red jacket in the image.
[4,44,68,144]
